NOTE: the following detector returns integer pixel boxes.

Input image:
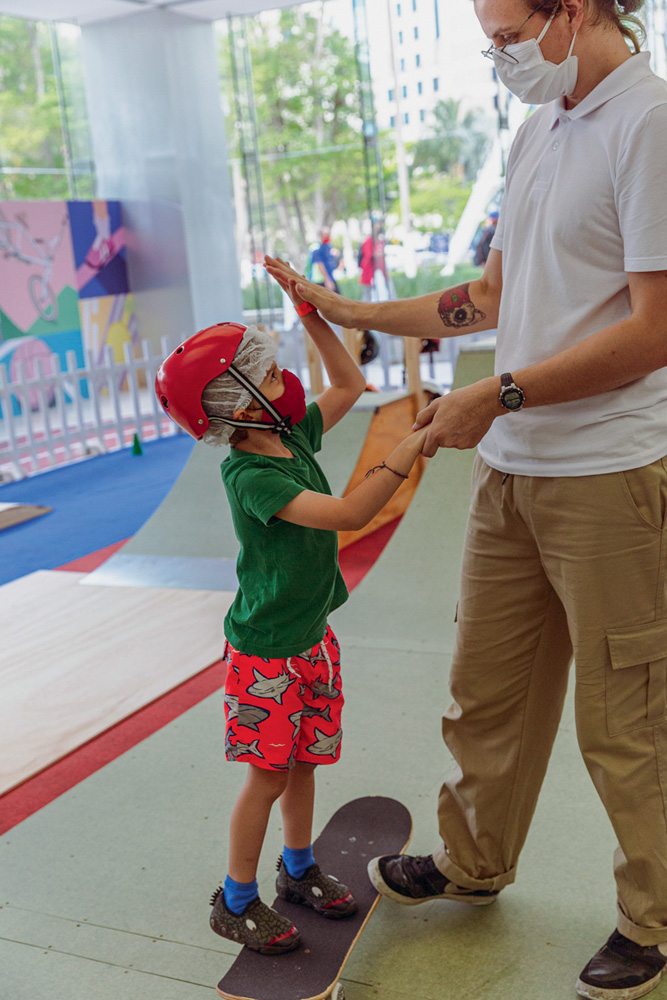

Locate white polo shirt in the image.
[480,52,667,477]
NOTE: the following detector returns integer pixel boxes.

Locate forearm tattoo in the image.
[438,284,486,329]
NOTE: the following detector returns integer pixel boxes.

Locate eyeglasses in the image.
[481,0,554,63]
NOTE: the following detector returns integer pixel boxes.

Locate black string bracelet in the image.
[365,461,409,480]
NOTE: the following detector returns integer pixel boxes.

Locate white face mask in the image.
[492,10,578,104]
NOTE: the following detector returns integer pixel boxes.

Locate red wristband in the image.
[296,301,317,317]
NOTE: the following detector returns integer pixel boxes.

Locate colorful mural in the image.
[0,199,138,416]
[67,200,129,299]
[0,201,77,335]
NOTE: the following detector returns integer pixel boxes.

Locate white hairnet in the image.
[200,324,278,446]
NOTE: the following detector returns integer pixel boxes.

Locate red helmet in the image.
[155,322,246,439]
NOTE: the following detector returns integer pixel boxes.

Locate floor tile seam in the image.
[0,908,236,957]
[343,639,453,655]
[340,973,434,995]
[0,934,216,987]
[340,973,439,1000]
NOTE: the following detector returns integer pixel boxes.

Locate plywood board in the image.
[338,394,426,550]
[0,502,52,530]
[0,570,233,794]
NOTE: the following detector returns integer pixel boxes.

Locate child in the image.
[155,258,426,955]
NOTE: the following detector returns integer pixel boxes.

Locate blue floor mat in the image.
[0,435,195,586]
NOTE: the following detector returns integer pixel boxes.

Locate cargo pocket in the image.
[605,619,667,737]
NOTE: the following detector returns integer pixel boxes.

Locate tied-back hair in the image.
[527,0,645,52]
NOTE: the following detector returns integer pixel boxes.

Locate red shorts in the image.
[223,625,343,771]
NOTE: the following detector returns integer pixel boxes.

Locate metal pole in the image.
[227,15,275,328]
[49,23,77,199]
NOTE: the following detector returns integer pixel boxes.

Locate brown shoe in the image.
[209,886,301,955]
[275,856,357,918]
[576,930,667,1000]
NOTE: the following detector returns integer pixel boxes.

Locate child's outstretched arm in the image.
[265,255,366,433]
[273,426,427,532]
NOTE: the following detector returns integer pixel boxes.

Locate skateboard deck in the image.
[216,795,412,1000]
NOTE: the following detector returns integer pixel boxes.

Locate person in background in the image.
[310,226,340,293]
[473,210,499,267]
[358,221,389,302]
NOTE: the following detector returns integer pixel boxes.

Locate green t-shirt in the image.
[220,402,348,657]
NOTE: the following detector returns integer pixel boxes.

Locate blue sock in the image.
[282,845,315,879]
[224,874,259,915]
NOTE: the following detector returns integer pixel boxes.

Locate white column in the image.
[80,9,243,347]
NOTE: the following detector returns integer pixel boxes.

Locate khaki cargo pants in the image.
[432,455,667,946]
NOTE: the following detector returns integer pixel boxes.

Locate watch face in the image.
[502,387,524,410]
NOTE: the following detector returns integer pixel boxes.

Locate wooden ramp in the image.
[0,570,232,795]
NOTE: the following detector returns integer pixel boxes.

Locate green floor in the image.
[2,349,661,1000]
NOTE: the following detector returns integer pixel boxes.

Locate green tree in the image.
[220,4,367,270]
[411,98,490,182]
[0,18,67,199]
[407,173,473,231]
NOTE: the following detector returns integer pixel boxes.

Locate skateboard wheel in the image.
[331,983,345,1000]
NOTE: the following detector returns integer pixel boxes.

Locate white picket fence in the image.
[0,334,183,481]
[0,321,466,481]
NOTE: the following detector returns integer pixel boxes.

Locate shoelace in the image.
[286,640,335,691]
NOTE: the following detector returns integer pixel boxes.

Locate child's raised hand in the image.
[264,256,309,309]
[264,254,357,329]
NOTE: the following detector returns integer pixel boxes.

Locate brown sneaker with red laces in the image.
[275,856,358,918]
[209,886,301,955]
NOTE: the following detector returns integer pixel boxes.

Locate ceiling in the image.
[0,0,313,25]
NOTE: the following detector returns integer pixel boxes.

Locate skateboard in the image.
[216,795,412,1000]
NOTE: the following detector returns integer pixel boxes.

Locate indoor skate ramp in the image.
[83,406,373,591]
[2,343,623,1000]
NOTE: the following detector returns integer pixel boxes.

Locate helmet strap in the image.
[211,363,292,435]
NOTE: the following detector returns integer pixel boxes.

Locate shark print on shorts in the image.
[307,727,343,757]
[223,625,344,770]
[247,666,295,704]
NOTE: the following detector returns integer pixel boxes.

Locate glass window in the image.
[404,112,409,124]
[402,85,407,98]
[416,53,421,67]
[434,76,439,91]
[414,26,419,39]
[388,88,394,101]
[398,30,403,43]
[397,2,401,14]
[390,115,396,127]
[0,17,95,200]
[420,109,425,121]
[417,81,422,94]
[400,57,405,71]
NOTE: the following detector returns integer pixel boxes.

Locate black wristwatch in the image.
[498,372,526,411]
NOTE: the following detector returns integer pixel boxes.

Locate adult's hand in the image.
[413,377,502,457]
[264,256,357,328]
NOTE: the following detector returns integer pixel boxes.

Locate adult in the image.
[358,221,389,302]
[264,0,667,994]
[310,226,340,293]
